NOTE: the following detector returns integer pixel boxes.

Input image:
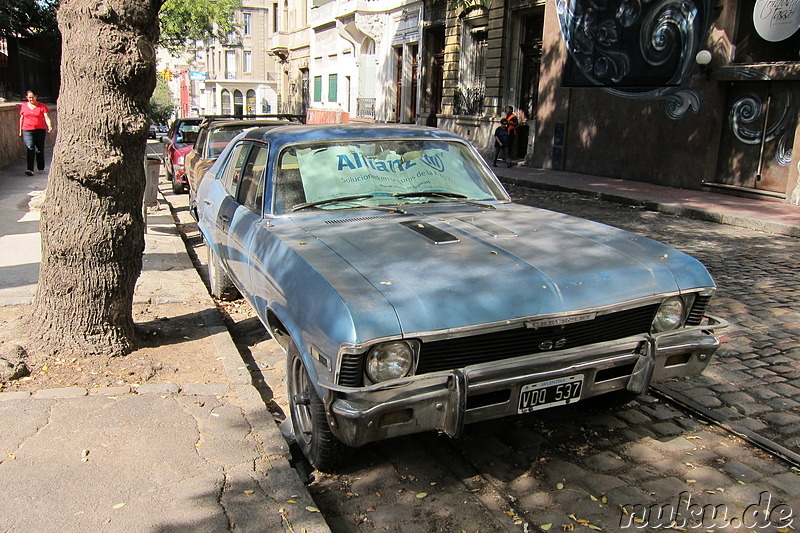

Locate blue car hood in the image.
[289,204,714,335]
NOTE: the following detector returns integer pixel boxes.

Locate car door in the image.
[185,125,208,194]
[226,142,269,300]
[198,140,250,268]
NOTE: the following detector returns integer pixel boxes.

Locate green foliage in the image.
[159,0,242,52]
[150,78,175,125]
[1,0,241,50]
[0,0,60,38]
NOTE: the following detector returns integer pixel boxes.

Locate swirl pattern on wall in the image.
[557,0,710,118]
[729,89,796,166]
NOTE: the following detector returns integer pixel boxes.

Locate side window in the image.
[237,144,268,213]
[221,142,249,196]
[194,127,208,155]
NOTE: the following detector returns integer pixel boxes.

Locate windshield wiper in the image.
[393,191,495,209]
[292,194,375,212]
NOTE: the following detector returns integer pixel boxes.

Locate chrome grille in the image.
[685,294,711,326]
[337,304,659,387]
[416,305,659,375]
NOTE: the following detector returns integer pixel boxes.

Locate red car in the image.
[162,117,202,194]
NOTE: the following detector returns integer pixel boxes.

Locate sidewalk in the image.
[497,166,800,238]
[0,156,330,533]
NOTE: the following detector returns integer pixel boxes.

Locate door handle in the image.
[220,215,231,223]
[203,200,212,205]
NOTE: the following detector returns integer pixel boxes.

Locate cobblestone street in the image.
[504,183,800,456]
[168,183,800,532]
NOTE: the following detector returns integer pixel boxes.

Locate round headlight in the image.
[365,341,414,383]
[653,297,685,332]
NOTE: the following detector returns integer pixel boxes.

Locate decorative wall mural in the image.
[729,89,796,166]
[718,67,796,167]
[556,0,712,119]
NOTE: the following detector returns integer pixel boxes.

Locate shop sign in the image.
[753,0,800,42]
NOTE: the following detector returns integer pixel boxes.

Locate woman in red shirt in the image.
[18,90,53,176]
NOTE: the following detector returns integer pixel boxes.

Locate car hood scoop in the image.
[400,220,460,244]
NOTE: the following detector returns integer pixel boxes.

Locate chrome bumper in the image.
[326,316,727,448]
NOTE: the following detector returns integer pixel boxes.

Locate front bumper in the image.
[326,315,727,447]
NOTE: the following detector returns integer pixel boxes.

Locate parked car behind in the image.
[185,116,300,218]
[162,117,203,194]
[195,124,727,472]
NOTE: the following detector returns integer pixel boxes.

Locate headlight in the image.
[365,341,415,383]
[652,296,685,332]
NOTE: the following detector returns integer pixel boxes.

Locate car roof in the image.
[240,124,467,147]
[204,119,292,130]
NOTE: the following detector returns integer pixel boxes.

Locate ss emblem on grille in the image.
[539,338,567,351]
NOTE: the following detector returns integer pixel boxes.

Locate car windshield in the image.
[176,123,200,143]
[274,139,508,214]
[208,126,250,158]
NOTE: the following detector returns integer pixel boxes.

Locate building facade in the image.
[416,0,800,204]
[164,0,800,204]
[296,0,423,123]
[203,0,280,116]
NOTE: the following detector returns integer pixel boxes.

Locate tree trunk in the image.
[30,0,161,357]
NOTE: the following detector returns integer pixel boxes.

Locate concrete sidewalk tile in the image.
[134,382,180,395]
[182,383,228,396]
[0,391,31,401]
[32,386,88,399]
[88,385,132,396]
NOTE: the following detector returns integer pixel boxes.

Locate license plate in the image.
[518,374,584,413]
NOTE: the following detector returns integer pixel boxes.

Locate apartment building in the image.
[203,0,281,116]
[295,0,422,123]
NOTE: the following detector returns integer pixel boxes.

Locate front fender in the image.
[247,221,403,392]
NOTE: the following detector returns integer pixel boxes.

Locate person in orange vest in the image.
[504,106,519,162]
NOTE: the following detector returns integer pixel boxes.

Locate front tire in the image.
[288,342,346,472]
[206,242,239,301]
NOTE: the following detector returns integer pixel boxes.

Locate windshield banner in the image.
[297,145,487,203]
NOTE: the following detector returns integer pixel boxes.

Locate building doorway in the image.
[423,25,445,126]
[410,44,418,123]
[233,89,244,116]
[395,46,403,123]
[516,9,544,160]
[714,81,797,197]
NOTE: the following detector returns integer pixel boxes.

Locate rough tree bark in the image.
[29,0,162,356]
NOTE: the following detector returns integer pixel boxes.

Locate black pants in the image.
[493,143,510,166]
[22,129,46,171]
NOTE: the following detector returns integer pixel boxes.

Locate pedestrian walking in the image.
[504,106,519,161]
[493,118,512,168]
[18,90,53,176]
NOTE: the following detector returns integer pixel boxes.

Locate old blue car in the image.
[195,124,726,472]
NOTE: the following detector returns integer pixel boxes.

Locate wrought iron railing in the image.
[454,86,484,116]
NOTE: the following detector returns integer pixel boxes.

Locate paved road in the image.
[505,184,800,456]
[163,182,800,533]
